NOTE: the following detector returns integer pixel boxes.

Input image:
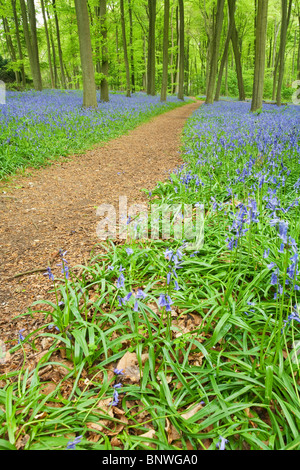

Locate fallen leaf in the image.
[165,418,181,444]
[181,402,203,420]
[116,351,141,383]
[140,429,156,447]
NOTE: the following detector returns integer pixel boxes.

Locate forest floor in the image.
[0,99,202,353]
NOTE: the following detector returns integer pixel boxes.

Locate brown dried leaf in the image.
[165,418,181,444]
[181,402,204,420]
[116,351,141,383]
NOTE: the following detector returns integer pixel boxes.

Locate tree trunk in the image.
[205,0,225,104]
[215,0,235,101]
[41,0,55,88]
[120,0,131,97]
[160,0,169,101]
[170,5,175,94]
[229,1,245,101]
[2,16,20,84]
[74,0,98,108]
[147,0,156,96]
[128,0,135,93]
[99,0,109,101]
[298,10,300,80]
[52,0,66,89]
[177,0,184,100]
[276,0,287,106]
[27,0,42,89]
[46,3,58,88]
[11,0,26,87]
[276,0,291,106]
[251,0,268,112]
[19,0,42,91]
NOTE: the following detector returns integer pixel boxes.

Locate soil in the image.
[0,99,203,354]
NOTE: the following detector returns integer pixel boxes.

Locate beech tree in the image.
[74,0,97,108]
[177,0,184,100]
[251,0,268,112]
[120,0,131,97]
[100,0,109,102]
[147,0,156,96]
[160,0,169,101]
[19,0,42,91]
[205,0,225,104]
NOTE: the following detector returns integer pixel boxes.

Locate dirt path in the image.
[0,99,202,347]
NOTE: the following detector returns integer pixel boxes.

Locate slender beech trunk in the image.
[52,0,66,88]
[170,5,175,94]
[229,0,245,101]
[46,4,58,88]
[19,0,42,90]
[276,0,292,106]
[177,0,184,100]
[215,0,235,101]
[41,0,55,88]
[128,0,135,93]
[11,0,26,86]
[120,0,131,97]
[206,0,225,104]
[2,16,20,84]
[298,10,300,80]
[160,0,169,101]
[251,0,268,112]
[74,0,98,108]
[147,0,156,96]
[100,0,109,101]
[27,0,42,90]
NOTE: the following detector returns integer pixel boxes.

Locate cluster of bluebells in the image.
[164,247,183,291]
[226,199,260,250]
[178,101,300,305]
[0,90,184,178]
[110,368,124,406]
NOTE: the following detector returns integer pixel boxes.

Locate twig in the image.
[9,250,60,281]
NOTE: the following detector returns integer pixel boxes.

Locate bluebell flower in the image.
[263,249,270,259]
[216,436,228,450]
[126,248,134,255]
[66,435,83,450]
[278,220,288,244]
[116,272,125,289]
[136,288,146,299]
[44,266,54,281]
[18,329,25,343]
[113,368,124,375]
[110,383,122,406]
[270,270,279,285]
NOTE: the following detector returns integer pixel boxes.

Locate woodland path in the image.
[0,99,202,347]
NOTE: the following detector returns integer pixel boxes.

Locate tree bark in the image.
[99,0,109,101]
[215,0,235,101]
[229,1,245,101]
[128,0,135,93]
[276,0,287,106]
[205,0,225,104]
[120,0,131,97]
[251,0,268,112]
[276,0,292,105]
[147,0,156,96]
[160,0,169,101]
[74,0,98,108]
[177,0,184,100]
[2,16,20,84]
[52,0,66,89]
[11,0,26,86]
[41,0,55,88]
[19,0,42,91]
